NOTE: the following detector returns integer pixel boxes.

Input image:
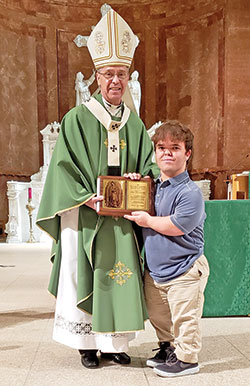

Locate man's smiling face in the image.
[96,66,129,105]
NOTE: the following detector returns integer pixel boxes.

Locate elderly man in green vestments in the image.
[37,8,158,369]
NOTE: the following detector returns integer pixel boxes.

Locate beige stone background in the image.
[0,0,250,234]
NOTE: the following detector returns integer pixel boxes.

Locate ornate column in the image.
[39,121,61,182]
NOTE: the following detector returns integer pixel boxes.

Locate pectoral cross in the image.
[111,123,120,130]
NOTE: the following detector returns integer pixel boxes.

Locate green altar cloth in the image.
[203,200,250,316]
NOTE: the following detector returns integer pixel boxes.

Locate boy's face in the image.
[155,134,191,181]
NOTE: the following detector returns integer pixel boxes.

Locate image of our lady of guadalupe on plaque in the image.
[104,179,125,209]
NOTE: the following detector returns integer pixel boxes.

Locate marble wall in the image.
[1,0,250,231]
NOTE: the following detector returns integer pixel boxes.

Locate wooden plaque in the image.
[96,176,154,216]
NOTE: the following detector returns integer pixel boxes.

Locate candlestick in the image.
[28,187,32,200]
[26,196,36,243]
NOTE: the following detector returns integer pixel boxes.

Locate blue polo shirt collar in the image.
[156,170,189,188]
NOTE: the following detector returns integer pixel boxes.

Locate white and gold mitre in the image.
[87,9,139,69]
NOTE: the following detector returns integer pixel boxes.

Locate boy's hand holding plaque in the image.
[96,175,154,216]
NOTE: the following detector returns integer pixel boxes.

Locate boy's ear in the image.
[186,149,192,161]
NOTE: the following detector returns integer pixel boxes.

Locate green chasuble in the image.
[37,94,159,333]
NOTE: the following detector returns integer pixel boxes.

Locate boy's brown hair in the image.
[151,120,194,153]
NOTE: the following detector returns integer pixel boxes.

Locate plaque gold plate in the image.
[96,176,154,216]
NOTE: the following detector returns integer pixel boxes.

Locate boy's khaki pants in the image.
[144,254,209,363]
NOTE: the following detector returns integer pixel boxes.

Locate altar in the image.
[203,200,250,316]
[5,122,60,243]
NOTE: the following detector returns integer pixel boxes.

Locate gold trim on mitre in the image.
[87,9,138,69]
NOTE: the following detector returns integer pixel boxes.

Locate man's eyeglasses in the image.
[97,70,129,80]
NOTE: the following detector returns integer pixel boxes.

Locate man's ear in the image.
[96,72,100,86]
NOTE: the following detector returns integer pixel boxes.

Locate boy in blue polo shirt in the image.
[125,120,209,377]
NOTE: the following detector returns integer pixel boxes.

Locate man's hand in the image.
[85,195,104,210]
[124,211,151,227]
[123,172,141,180]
